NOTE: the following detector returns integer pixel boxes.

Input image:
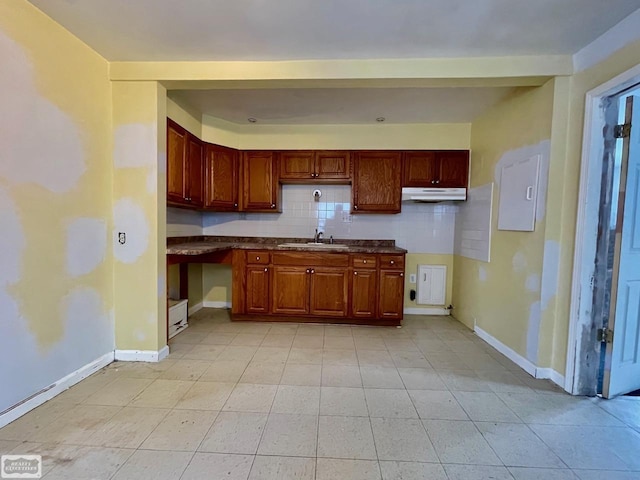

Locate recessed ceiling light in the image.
[248,117,257,123]
[376,117,385,122]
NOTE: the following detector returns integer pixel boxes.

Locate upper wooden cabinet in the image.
[403,150,469,188]
[204,144,239,211]
[352,151,403,214]
[167,119,204,208]
[279,150,351,182]
[241,151,281,212]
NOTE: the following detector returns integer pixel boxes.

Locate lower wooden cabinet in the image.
[234,250,404,324]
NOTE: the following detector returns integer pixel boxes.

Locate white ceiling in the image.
[27,0,640,61]
[169,87,517,124]
[27,0,640,124]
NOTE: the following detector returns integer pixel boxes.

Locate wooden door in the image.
[242,151,279,211]
[352,152,402,213]
[186,133,204,207]
[271,266,309,315]
[350,269,377,318]
[402,151,438,187]
[378,270,404,320]
[167,119,187,204]
[316,151,351,180]
[205,144,239,210]
[437,151,469,188]
[309,267,348,317]
[246,266,270,314]
[279,151,315,180]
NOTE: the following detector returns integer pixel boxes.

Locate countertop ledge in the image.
[167,236,406,255]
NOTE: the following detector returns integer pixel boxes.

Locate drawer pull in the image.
[256,256,260,260]
[390,260,395,265]
[363,260,367,264]
[354,271,358,276]
[264,268,268,272]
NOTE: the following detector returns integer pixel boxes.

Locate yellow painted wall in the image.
[112,81,167,351]
[0,0,114,411]
[452,80,555,364]
[167,97,202,138]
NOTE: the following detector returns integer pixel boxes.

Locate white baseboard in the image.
[0,351,114,429]
[474,325,565,388]
[404,307,450,315]
[203,301,231,309]
[188,302,203,316]
[114,345,170,363]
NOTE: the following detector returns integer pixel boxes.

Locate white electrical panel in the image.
[417,265,447,305]
[497,154,541,232]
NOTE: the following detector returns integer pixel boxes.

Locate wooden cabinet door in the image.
[315,151,351,180]
[246,266,270,314]
[352,152,402,213]
[279,151,315,181]
[436,151,469,188]
[241,151,279,212]
[271,266,309,315]
[378,270,405,320]
[186,133,204,207]
[402,151,438,187]
[205,144,239,210]
[167,119,187,204]
[309,267,348,317]
[350,269,377,318]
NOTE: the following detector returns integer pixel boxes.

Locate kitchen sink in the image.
[278,242,350,250]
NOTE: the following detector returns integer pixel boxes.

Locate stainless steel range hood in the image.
[401,187,467,202]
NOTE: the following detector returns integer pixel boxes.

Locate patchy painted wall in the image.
[0,0,114,412]
[452,80,555,366]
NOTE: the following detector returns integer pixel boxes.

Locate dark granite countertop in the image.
[166,236,407,255]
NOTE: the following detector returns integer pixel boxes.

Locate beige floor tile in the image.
[444,464,514,480]
[287,348,323,364]
[322,365,362,387]
[181,453,253,480]
[0,440,19,454]
[175,381,235,410]
[223,384,278,413]
[379,461,448,480]
[37,446,133,480]
[218,346,259,363]
[271,386,320,415]
[509,467,578,480]
[454,391,521,422]
[167,342,195,359]
[280,364,322,386]
[477,421,565,468]
[35,404,121,444]
[438,370,493,391]
[357,349,395,367]
[260,334,295,348]
[596,396,640,430]
[389,351,430,368]
[268,324,299,335]
[292,335,324,349]
[320,387,368,416]
[200,333,237,345]
[7,442,84,477]
[397,368,445,390]
[84,377,154,406]
[108,359,177,379]
[258,414,318,457]
[323,349,359,366]
[85,406,169,448]
[199,411,267,454]
[316,458,381,480]
[129,379,194,408]
[423,419,501,465]
[317,416,377,460]
[325,325,353,337]
[181,344,226,361]
[231,334,267,346]
[110,449,193,480]
[408,390,469,420]
[371,417,438,462]
[249,456,315,480]
[141,409,218,451]
[252,347,291,363]
[54,371,119,402]
[239,362,285,385]
[353,336,387,350]
[0,400,72,441]
[573,470,638,480]
[324,336,355,350]
[200,360,249,383]
[365,389,418,418]
[158,359,211,381]
[296,324,326,336]
[360,367,404,389]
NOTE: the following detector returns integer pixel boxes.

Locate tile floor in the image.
[1,308,639,479]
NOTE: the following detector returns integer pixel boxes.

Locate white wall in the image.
[167,207,202,237]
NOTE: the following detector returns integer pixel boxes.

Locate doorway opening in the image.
[567,64,640,398]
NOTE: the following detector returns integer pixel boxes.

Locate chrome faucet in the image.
[314,228,324,243]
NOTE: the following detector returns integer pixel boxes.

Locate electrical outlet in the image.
[118,232,126,244]
[409,273,416,284]
[341,212,353,223]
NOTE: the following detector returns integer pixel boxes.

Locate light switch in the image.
[409,274,416,284]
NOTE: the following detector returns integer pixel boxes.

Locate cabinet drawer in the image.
[351,255,377,268]
[272,252,349,267]
[379,254,405,269]
[246,251,270,265]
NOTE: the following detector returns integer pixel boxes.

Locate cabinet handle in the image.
[354,271,358,276]
[435,180,440,184]
[431,180,436,184]
[256,256,260,261]
[363,260,367,264]
[234,203,238,208]
[264,268,268,272]
[306,269,310,273]
[310,269,315,274]
[390,260,395,265]
[271,204,276,208]
[400,273,404,277]
[354,205,358,210]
